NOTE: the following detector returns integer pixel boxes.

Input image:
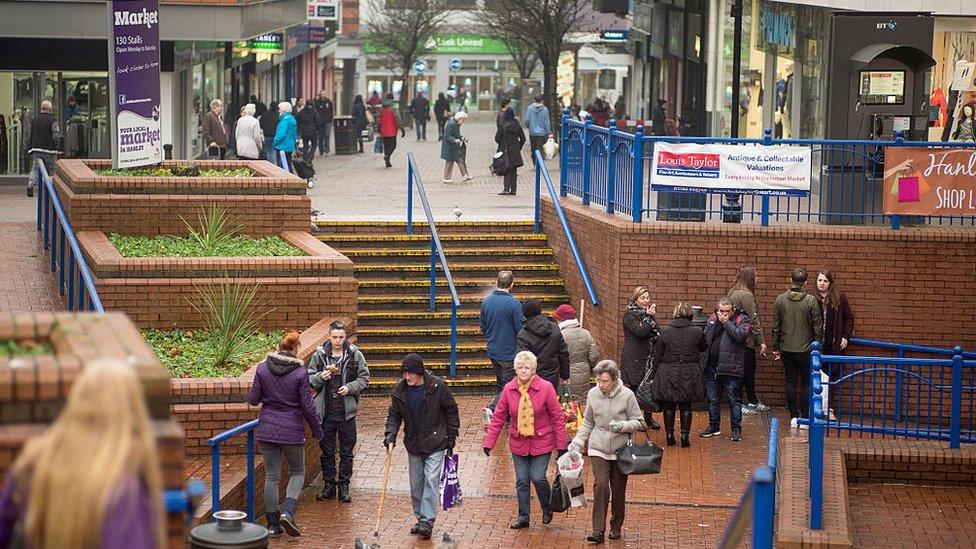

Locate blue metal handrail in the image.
[34,159,104,312]
[849,337,976,359]
[534,149,599,306]
[717,417,778,549]
[207,419,258,522]
[163,479,207,527]
[406,153,461,375]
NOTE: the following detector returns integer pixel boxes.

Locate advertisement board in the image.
[883,147,976,215]
[650,142,811,196]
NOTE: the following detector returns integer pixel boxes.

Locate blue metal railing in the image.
[34,159,104,312]
[207,419,258,522]
[534,149,599,306]
[163,479,206,526]
[717,417,779,549]
[559,112,976,228]
[406,153,461,376]
[807,340,976,529]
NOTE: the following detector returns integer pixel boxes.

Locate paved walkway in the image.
[849,484,976,548]
[0,220,64,313]
[269,395,779,548]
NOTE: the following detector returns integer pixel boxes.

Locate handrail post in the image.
[581,114,592,205]
[894,348,905,422]
[809,341,824,530]
[429,238,437,312]
[752,467,775,549]
[35,161,42,230]
[951,347,963,449]
[761,196,770,226]
[534,159,542,234]
[606,119,617,214]
[407,157,414,234]
[891,131,904,230]
[559,109,570,197]
[450,302,458,377]
[210,444,220,521]
[631,126,645,223]
[246,429,255,521]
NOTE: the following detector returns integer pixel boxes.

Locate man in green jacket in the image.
[771,268,822,419]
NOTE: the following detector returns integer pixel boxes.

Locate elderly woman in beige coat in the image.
[553,304,599,406]
[568,360,645,545]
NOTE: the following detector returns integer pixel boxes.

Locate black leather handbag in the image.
[615,429,664,475]
[635,358,659,412]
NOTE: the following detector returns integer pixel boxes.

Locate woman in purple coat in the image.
[248,331,324,537]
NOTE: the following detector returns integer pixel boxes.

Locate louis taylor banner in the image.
[650,143,811,196]
[108,0,162,169]
[883,147,976,215]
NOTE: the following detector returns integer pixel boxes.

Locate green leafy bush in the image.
[0,339,53,357]
[107,233,305,258]
[189,279,272,372]
[181,204,243,256]
[95,166,254,177]
[143,329,283,378]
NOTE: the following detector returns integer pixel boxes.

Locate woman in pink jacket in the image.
[484,350,569,530]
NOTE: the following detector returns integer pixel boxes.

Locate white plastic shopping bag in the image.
[557,451,586,508]
[543,137,559,160]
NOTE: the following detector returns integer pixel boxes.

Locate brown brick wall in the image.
[540,198,976,406]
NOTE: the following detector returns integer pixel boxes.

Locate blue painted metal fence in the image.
[717,417,779,549]
[207,419,258,522]
[559,112,976,228]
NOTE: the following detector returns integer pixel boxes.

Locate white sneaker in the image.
[442,179,453,184]
[741,404,757,415]
[754,401,770,412]
[483,407,493,426]
[462,175,474,181]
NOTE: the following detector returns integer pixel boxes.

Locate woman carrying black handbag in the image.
[494,108,526,195]
[621,286,662,430]
[651,303,707,448]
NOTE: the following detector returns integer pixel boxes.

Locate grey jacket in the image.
[307,341,370,422]
[558,319,599,400]
[572,380,645,460]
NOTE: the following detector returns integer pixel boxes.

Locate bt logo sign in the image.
[877,20,897,30]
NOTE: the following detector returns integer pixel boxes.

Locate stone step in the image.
[355,278,567,296]
[313,220,536,236]
[337,247,554,264]
[354,326,483,344]
[319,233,549,249]
[357,342,487,362]
[356,310,483,328]
[364,375,497,394]
[357,294,569,312]
[352,262,560,279]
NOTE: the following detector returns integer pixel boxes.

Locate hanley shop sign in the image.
[883,147,976,215]
[651,143,811,197]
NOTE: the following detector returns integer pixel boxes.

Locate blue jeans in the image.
[318,123,331,153]
[512,453,551,521]
[706,373,743,432]
[415,117,427,140]
[262,137,276,162]
[408,450,445,524]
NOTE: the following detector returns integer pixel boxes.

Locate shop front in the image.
[928,17,976,143]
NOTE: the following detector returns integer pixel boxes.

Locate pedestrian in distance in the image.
[497,96,512,128]
[378,97,404,168]
[0,359,164,549]
[368,91,382,107]
[25,99,59,197]
[411,92,431,141]
[613,95,626,121]
[202,98,228,159]
[434,93,451,140]
[652,302,707,447]
[296,98,321,163]
[480,270,525,423]
[314,92,334,155]
[815,269,854,356]
[273,101,298,171]
[701,298,752,442]
[568,360,646,544]
[553,303,599,406]
[771,268,822,420]
[259,101,279,161]
[621,286,662,430]
[483,351,569,530]
[495,108,526,195]
[524,94,553,166]
[652,99,667,136]
[441,111,472,183]
[308,320,370,503]
[250,94,267,118]
[383,354,461,540]
[234,103,263,160]
[351,95,368,153]
[727,266,770,415]
[247,331,323,537]
[517,299,570,388]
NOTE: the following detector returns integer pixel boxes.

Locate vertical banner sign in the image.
[108,0,162,169]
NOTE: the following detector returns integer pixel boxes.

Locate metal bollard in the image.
[189,510,269,548]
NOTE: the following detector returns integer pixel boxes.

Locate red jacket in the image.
[378,107,398,137]
[483,374,569,456]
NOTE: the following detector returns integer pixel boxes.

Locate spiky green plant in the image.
[189,279,270,371]
[180,204,243,256]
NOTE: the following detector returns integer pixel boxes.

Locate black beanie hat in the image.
[401,353,425,376]
[522,299,542,318]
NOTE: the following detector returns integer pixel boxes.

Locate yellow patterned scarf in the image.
[517,375,536,437]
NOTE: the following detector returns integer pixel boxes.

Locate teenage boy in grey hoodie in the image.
[523,94,552,165]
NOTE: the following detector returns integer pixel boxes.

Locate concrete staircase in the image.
[314,220,572,394]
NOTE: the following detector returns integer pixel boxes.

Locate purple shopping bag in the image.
[440,453,462,510]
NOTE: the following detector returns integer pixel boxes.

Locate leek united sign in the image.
[108,0,163,168]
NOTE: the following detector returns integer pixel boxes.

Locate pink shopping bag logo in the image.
[898,176,920,203]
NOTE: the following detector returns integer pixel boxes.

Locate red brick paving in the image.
[0,222,63,313]
[848,484,976,549]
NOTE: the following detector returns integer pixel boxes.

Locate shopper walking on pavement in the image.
[701,298,752,442]
[25,100,59,197]
[727,266,769,415]
[772,268,822,420]
[441,111,471,183]
[273,101,298,170]
[621,286,662,430]
[247,331,324,537]
[314,92,334,155]
[378,97,404,168]
[480,270,524,422]
[259,101,279,161]
[815,269,854,356]
[411,92,431,141]
[568,360,645,544]
[553,304,599,406]
[308,320,370,504]
[652,303,706,447]
[202,99,228,159]
[517,299,570,388]
[351,95,368,153]
[523,94,552,165]
[234,103,263,160]
[296,99,320,163]
[484,351,569,530]
[383,354,460,540]
[434,93,451,140]
[497,97,512,128]
[495,108,526,195]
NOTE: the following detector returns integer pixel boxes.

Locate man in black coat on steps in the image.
[516,299,570,388]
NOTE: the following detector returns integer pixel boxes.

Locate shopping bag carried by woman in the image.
[373,135,383,154]
[543,137,559,160]
[556,450,586,508]
[615,429,663,475]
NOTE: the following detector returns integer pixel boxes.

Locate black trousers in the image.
[742,347,758,405]
[529,135,547,165]
[781,351,810,418]
[382,136,397,161]
[319,414,357,485]
[503,168,518,193]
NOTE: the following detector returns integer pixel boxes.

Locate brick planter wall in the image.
[53,159,310,236]
[78,230,357,330]
[540,198,976,406]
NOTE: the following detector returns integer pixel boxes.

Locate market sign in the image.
[883,147,976,216]
[307,0,339,21]
[250,33,284,54]
[650,143,811,197]
[108,0,162,169]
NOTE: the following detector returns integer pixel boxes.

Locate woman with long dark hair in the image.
[815,269,854,355]
[727,266,768,414]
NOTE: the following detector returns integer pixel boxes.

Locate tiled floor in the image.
[848,484,976,548]
[0,221,63,313]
